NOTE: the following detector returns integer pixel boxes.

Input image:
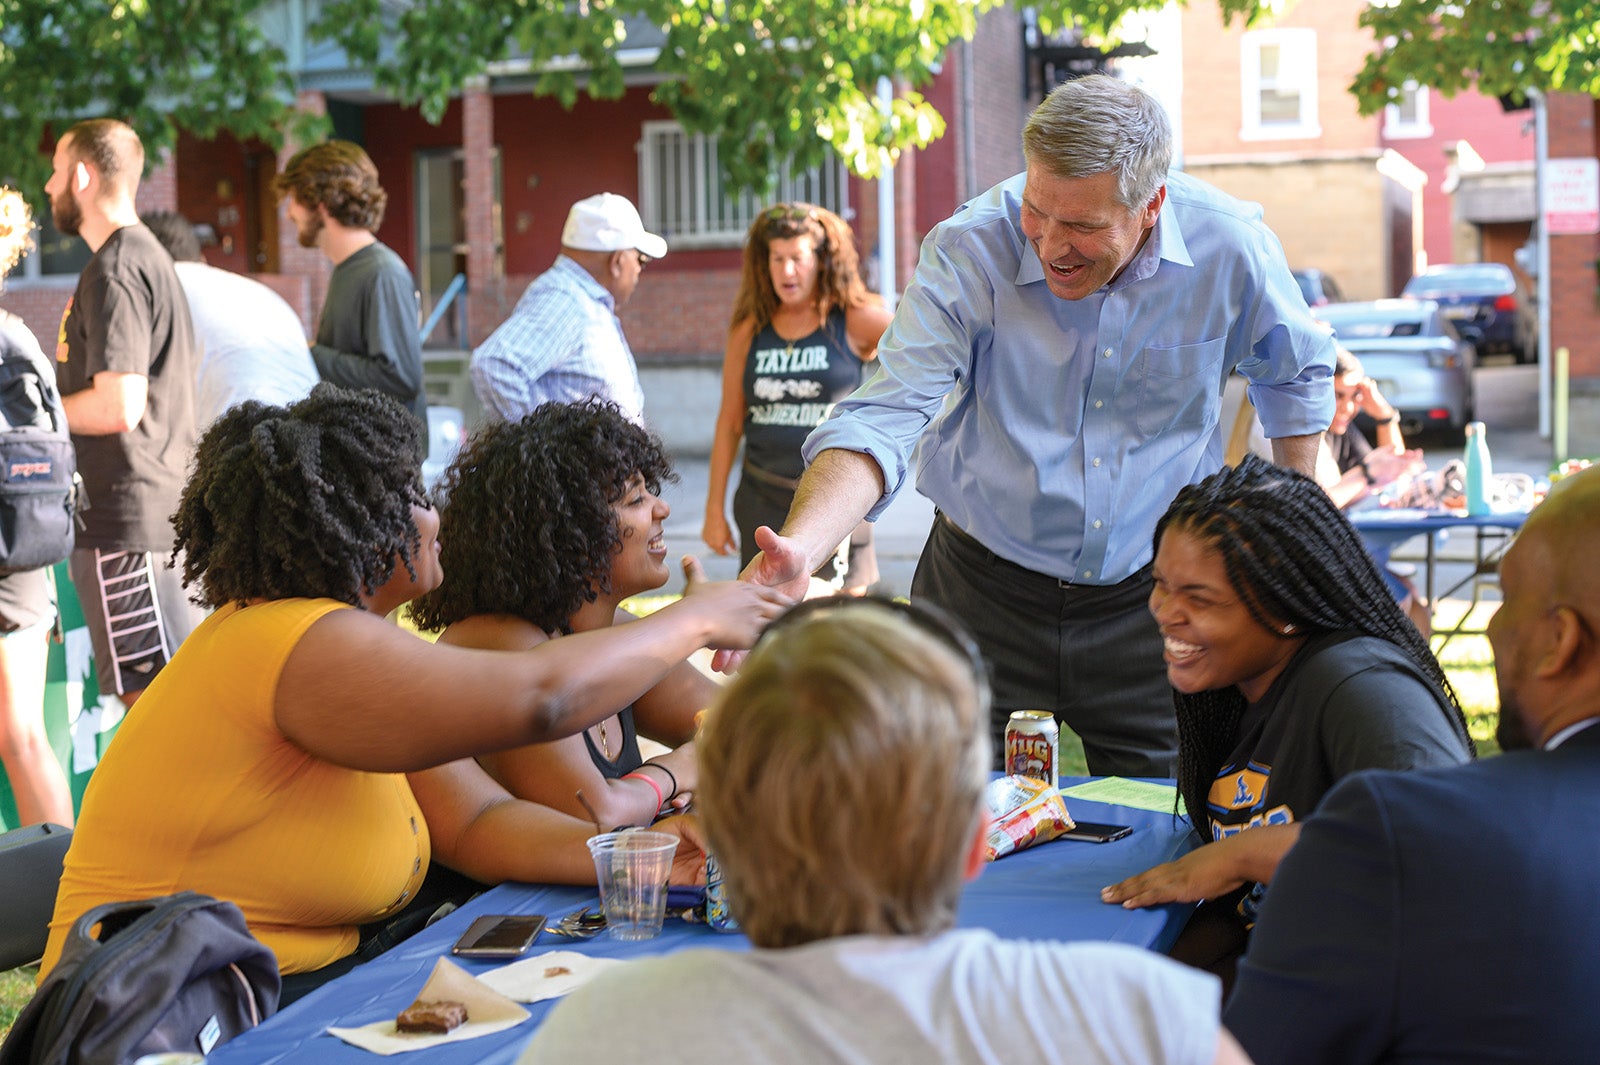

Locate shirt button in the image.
[1092,457,1102,467]
[1102,348,1113,358]
[1093,519,1103,529]
[1094,399,1104,409]
[1082,569,1094,579]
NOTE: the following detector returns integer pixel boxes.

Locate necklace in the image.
[595,718,612,759]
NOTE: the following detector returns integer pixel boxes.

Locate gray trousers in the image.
[911,516,1177,778]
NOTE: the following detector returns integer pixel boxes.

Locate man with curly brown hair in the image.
[274,140,427,451]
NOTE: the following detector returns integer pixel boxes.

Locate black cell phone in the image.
[449,914,547,958]
[1061,820,1133,844]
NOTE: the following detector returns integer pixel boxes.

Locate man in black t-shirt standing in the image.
[47,118,204,708]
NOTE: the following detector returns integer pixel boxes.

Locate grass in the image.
[0,598,1504,1037]
[1,968,33,1038]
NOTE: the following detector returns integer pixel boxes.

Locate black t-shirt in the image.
[55,224,198,550]
[1207,631,1471,921]
[1325,426,1372,475]
[1207,631,1469,840]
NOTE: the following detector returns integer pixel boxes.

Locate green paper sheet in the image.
[1060,777,1180,814]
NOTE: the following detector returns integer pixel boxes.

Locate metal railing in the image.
[420,272,468,344]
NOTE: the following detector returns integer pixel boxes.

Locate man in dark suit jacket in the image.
[1224,463,1600,1065]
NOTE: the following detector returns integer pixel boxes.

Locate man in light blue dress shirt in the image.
[470,193,665,424]
[732,75,1336,777]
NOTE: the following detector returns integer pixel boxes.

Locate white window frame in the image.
[1239,29,1320,141]
[1383,83,1433,139]
[637,121,850,249]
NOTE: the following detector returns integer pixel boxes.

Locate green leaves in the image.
[0,0,299,208]
[305,0,1189,193]
[1352,0,1600,114]
[23,0,1551,206]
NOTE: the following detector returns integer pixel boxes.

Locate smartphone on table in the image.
[450,914,547,958]
[1061,821,1133,844]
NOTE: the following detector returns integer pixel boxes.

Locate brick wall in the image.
[0,284,72,354]
[1182,0,1379,159]
[135,151,179,215]
[969,8,1027,196]
[470,267,742,363]
[277,91,333,330]
[1546,94,1600,381]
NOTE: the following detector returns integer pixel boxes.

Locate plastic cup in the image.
[586,830,679,941]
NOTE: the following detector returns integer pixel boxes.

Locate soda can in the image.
[704,852,739,932]
[1005,710,1059,789]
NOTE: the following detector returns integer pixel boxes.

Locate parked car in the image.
[1312,298,1476,443]
[1401,262,1537,364]
[1292,268,1347,307]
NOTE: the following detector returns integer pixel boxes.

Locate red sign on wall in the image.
[1543,157,1600,235]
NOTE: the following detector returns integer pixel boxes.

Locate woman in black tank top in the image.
[704,203,894,593]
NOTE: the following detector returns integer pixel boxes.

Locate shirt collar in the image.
[1543,716,1600,750]
[554,254,616,311]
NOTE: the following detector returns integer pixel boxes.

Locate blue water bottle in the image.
[1463,421,1493,516]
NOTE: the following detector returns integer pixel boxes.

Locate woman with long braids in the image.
[41,386,784,999]
[1102,454,1471,978]
[703,203,893,592]
[411,399,707,833]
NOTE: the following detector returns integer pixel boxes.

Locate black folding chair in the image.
[0,822,72,971]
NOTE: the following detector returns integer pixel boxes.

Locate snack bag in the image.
[983,775,1075,861]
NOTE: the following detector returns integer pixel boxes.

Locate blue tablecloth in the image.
[208,780,1197,1065]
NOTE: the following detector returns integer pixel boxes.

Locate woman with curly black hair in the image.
[1101,455,1471,979]
[412,399,709,831]
[42,386,785,997]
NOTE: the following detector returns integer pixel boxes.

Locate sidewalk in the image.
[656,362,1554,601]
[661,456,934,597]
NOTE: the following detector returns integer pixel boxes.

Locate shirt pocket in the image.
[1134,337,1226,438]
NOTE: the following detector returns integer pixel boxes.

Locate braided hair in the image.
[1159,454,1472,839]
[408,398,676,633]
[171,384,427,609]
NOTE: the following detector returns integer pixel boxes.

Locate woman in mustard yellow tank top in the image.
[41,385,787,999]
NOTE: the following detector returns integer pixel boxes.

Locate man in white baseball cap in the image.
[471,192,668,424]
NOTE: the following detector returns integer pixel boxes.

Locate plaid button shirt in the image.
[469,256,645,423]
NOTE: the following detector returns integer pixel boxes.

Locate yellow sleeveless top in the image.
[41,598,430,977]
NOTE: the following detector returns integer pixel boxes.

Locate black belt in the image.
[936,513,1149,591]
[741,460,802,492]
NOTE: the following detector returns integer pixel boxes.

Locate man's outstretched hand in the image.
[709,525,810,673]
[673,554,791,651]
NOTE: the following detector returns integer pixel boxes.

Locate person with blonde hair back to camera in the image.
[521,596,1251,1065]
